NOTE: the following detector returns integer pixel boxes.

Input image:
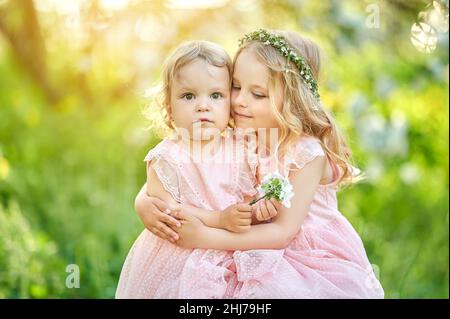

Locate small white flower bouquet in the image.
[249,172,295,208]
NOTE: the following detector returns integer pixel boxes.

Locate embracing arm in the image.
[139,162,272,232]
[135,180,222,228]
[136,181,255,233]
[190,156,326,250]
[185,195,269,229]
[182,204,223,229]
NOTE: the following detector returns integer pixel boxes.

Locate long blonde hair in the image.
[234,30,359,186]
[144,40,232,134]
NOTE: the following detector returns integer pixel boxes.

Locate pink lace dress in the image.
[224,136,384,298]
[115,136,257,298]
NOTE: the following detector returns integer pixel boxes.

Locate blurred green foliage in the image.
[0,0,448,298]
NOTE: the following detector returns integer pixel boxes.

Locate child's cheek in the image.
[216,100,231,130]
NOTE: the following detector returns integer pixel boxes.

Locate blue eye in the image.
[211,92,223,99]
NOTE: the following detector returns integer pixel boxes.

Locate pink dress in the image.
[115,136,258,298]
[116,134,384,299]
[224,136,384,298]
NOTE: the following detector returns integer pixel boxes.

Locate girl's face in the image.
[170,58,230,141]
[231,48,282,132]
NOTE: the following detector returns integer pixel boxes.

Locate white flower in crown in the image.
[251,171,295,208]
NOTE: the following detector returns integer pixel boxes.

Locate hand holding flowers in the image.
[250,172,295,208]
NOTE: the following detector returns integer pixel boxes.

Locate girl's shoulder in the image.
[297,135,324,150]
[286,135,326,170]
[143,139,186,163]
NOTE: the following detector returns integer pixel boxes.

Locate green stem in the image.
[249,194,268,205]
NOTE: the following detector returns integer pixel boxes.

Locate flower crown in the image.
[238,28,320,101]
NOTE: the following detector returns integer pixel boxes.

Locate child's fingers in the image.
[255,204,263,221]
[236,203,252,212]
[156,221,179,241]
[259,200,271,220]
[237,217,252,226]
[269,198,281,209]
[238,211,252,219]
[171,210,188,220]
[168,204,182,213]
[150,227,173,242]
[265,199,278,218]
[159,212,182,228]
[151,197,171,214]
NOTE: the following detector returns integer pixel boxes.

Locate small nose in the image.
[195,97,210,112]
[233,91,247,109]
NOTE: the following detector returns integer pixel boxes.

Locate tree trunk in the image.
[0,0,61,104]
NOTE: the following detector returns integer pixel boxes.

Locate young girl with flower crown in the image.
[134,29,384,298]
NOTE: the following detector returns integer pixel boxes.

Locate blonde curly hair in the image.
[234,30,361,186]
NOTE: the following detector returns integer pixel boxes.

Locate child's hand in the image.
[171,210,204,249]
[253,198,280,222]
[220,204,252,233]
[136,195,182,243]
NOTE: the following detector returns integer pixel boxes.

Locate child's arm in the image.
[137,181,253,233]
[173,155,326,250]
[134,182,181,242]
[186,194,276,229]
[137,185,272,233]
[182,203,252,233]
[146,163,179,207]
[181,204,222,228]
[135,162,185,242]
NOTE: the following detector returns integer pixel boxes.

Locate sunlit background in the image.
[0,0,448,298]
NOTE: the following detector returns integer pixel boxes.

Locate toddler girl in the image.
[115,40,271,298]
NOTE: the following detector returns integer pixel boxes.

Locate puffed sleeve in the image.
[143,140,181,203]
[288,137,326,171]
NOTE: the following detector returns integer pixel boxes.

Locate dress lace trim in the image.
[288,137,326,171]
[144,142,182,203]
